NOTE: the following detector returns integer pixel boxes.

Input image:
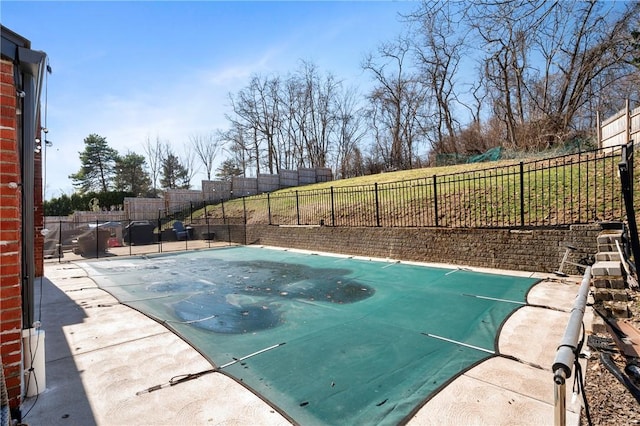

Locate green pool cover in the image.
[78,246,539,425]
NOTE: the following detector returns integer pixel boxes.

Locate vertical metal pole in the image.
[620,144,640,273]
[221,199,226,225]
[205,204,211,248]
[330,186,335,227]
[190,201,193,223]
[629,139,634,201]
[243,197,247,224]
[58,219,62,262]
[158,210,162,253]
[267,193,272,225]
[578,152,582,221]
[242,197,247,245]
[554,372,567,426]
[374,183,380,227]
[520,162,525,227]
[433,175,439,227]
[95,219,99,259]
[295,190,300,225]
[128,219,132,256]
[596,110,602,148]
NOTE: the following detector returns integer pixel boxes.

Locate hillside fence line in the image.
[48,143,636,233]
[203,143,635,229]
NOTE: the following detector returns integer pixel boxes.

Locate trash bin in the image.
[124,221,155,245]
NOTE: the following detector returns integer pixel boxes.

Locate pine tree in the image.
[215,158,243,182]
[114,152,152,196]
[160,151,189,190]
[69,134,119,193]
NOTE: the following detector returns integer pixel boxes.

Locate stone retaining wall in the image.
[195,223,602,273]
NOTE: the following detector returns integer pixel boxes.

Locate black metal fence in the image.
[43,213,224,261]
[205,145,634,229]
[45,144,637,262]
[619,141,639,272]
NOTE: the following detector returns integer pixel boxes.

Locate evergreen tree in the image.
[69,134,118,193]
[215,158,243,182]
[160,151,189,190]
[43,194,73,216]
[114,152,152,196]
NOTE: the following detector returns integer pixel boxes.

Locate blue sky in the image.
[2,1,417,199]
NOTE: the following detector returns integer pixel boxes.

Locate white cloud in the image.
[43,60,253,198]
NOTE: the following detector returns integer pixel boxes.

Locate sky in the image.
[2,0,418,199]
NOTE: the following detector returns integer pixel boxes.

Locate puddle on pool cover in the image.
[148,260,375,334]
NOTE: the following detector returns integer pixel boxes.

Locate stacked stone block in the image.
[591,228,630,318]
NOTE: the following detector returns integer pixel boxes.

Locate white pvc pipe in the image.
[22,328,46,397]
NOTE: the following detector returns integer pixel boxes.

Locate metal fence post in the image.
[620,142,640,273]
[374,183,380,227]
[95,219,99,259]
[158,210,162,253]
[330,186,335,227]
[433,175,439,227]
[242,197,247,245]
[243,197,247,224]
[221,199,226,225]
[190,201,193,223]
[57,219,62,262]
[267,193,272,225]
[520,162,525,227]
[205,204,211,248]
[295,190,300,225]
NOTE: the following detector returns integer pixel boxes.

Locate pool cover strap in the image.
[136,342,286,395]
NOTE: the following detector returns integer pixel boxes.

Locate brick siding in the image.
[0,58,23,409]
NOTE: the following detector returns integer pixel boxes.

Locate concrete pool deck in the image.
[23,245,586,425]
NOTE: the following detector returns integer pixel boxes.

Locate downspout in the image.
[16,46,47,329]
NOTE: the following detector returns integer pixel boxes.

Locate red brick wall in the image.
[0,58,23,409]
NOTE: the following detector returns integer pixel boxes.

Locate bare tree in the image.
[295,61,339,168]
[228,74,281,175]
[190,132,223,180]
[363,36,428,170]
[142,134,164,197]
[220,122,250,177]
[411,1,466,153]
[334,86,367,178]
[180,144,199,189]
[278,75,304,170]
[468,0,640,148]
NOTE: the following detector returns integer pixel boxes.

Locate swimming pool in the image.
[78,246,539,425]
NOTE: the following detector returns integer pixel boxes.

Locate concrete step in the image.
[598,243,619,252]
[599,221,624,231]
[597,232,623,245]
[595,251,621,262]
[591,260,623,276]
[592,288,629,302]
[593,277,625,289]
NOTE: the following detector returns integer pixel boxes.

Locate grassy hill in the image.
[193,149,631,229]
